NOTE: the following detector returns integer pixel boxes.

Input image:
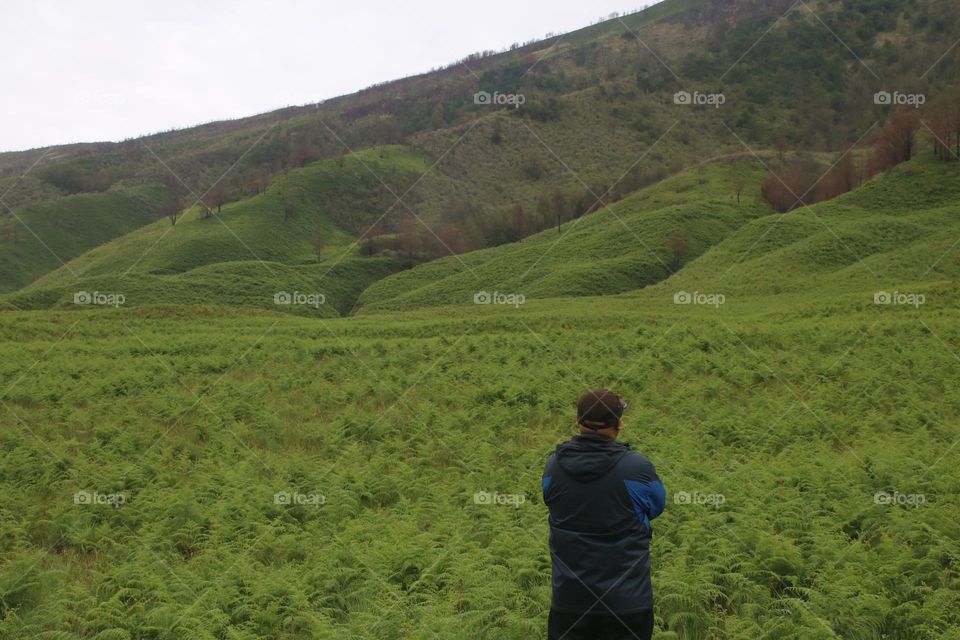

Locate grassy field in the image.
[1,285,958,639]
[0,155,958,638]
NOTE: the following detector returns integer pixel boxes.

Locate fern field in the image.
[1,291,958,638]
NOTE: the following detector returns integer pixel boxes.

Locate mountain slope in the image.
[651,153,960,299]
[356,159,770,312]
[3,0,959,291]
[356,153,960,313]
[0,186,165,292]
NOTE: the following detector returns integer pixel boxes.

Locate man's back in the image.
[542,431,665,639]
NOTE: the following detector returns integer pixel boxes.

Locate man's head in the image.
[577,388,627,439]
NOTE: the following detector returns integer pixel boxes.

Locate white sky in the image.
[0,0,663,152]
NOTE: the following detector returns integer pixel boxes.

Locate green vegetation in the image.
[1,287,959,638]
[0,187,166,293]
[358,160,769,312]
[1,0,959,636]
[1,150,958,638]
[4,0,959,291]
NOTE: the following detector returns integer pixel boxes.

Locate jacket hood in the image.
[555,434,631,482]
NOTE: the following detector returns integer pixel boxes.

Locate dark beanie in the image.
[577,389,627,429]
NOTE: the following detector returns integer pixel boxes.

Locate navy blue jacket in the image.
[542,433,666,614]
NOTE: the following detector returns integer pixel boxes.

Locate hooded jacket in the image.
[542,433,666,613]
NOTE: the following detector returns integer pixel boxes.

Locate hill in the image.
[0,186,166,292]
[354,152,960,313]
[357,158,771,311]
[3,0,959,291]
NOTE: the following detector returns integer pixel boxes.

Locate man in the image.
[541,389,666,640]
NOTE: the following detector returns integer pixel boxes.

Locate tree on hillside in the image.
[733,173,747,205]
[206,182,229,214]
[815,152,857,202]
[510,204,528,238]
[437,224,468,255]
[551,189,566,233]
[867,109,921,176]
[1,218,19,244]
[288,142,321,168]
[761,164,814,213]
[160,175,188,226]
[928,93,960,161]
[774,136,789,163]
[245,168,270,195]
[279,188,295,221]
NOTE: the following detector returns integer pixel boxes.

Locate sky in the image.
[0,0,664,152]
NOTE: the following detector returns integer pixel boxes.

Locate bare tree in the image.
[774,136,789,163]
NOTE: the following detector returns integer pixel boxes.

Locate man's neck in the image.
[578,428,618,441]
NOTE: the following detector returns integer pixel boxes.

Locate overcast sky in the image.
[0,0,663,152]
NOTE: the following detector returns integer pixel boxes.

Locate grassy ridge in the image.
[358,154,960,313]
[27,146,429,288]
[653,154,960,299]
[357,160,770,312]
[1,147,435,314]
[0,186,165,292]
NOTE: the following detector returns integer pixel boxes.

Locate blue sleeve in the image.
[542,453,555,505]
[624,478,666,529]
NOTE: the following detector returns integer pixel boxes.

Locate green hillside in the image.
[652,154,960,298]
[3,0,958,290]
[355,158,770,312]
[27,146,428,286]
[356,153,960,313]
[0,186,165,292]
[1,148,437,315]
